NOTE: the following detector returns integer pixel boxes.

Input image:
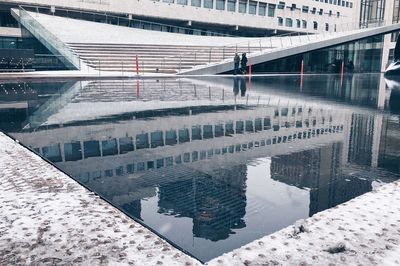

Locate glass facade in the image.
[359,0,386,26]
[251,35,384,73]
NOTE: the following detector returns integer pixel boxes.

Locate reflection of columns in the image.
[377,74,387,109]
[371,114,383,168]
[341,113,352,165]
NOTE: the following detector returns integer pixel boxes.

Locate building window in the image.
[313,21,318,30]
[350,2,353,8]
[311,7,316,14]
[319,8,323,15]
[163,0,174,3]
[296,19,301,28]
[329,10,332,16]
[325,23,329,31]
[285,18,293,27]
[302,20,307,28]
[290,3,297,11]
[191,0,201,7]
[216,0,225,10]
[227,0,236,11]
[278,16,283,26]
[239,0,247,13]
[277,1,285,9]
[249,1,257,14]
[177,0,188,4]
[259,2,266,16]
[337,11,340,17]
[268,4,275,16]
[338,0,341,5]
[204,0,213,8]
[302,5,309,13]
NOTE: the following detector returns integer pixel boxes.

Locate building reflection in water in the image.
[1,74,399,262]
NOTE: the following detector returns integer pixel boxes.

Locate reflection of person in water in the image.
[240,77,247,97]
[233,77,239,96]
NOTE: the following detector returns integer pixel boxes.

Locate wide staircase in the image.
[68,43,272,74]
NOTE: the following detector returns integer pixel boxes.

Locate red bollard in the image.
[136,55,139,75]
[300,59,304,92]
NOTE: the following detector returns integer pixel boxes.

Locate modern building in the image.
[0,0,398,72]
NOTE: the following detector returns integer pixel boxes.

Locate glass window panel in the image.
[236,120,244,133]
[184,153,191,163]
[165,130,177,145]
[43,143,62,162]
[102,139,118,156]
[264,117,271,129]
[249,1,257,14]
[119,137,134,154]
[255,118,262,131]
[204,0,213,8]
[278,17,283,26]
[127,164,134,174]
[151,131,164,148]
[245,120,254,132]
[147,161,154,169]
[239,0,247,13]
[203,125,213,139]
[227,0,236,11]
[166,157,173,166]
[64,141,82,161]
[192,126,202,140]
[268,4,275,17]
[191,0,201,6]
[285,18,293,27]
[137,162,145,171]
[192,151,198,161]
[225,122,234,135]
[177,0,188,4]
[156,159,164,168]
[84,140,100,158]
[136,133,149,149]
[179,128,190,143]
[277,1,285,9]
[216,0,225,10]
[259,2,266,15]
[215,124,224,137]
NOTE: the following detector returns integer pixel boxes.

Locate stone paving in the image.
[0,132,199,266]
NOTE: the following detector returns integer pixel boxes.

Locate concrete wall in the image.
[0,26,21,37]
[1,0,356,33]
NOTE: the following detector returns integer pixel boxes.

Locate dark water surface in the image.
[1,74,399,262]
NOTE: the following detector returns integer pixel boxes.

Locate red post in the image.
[136,80,140,97]
[300,59,304,92]
[249,59,252,77]
[136,55,139,75]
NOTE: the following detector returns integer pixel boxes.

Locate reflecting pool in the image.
[1,74,399,262]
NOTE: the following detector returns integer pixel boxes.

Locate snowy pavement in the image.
[208,182,400,266]
[0,132,199,265]
[1,130,400,265]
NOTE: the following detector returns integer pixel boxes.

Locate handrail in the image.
[18,7,84,70]
[19,4,236,37]
[172,19,391,73]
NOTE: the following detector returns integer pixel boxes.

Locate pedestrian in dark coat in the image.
[233,53,240,75]
[241,53,248,74]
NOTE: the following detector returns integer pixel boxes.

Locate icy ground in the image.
[1,131,400,265]
[208,183,400,265]
[0,132,199,265]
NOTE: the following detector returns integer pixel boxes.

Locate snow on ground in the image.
[0,132,200,265]
[208,181,400,266]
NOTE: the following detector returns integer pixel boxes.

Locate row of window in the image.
[36,113,335,163]
[159,0,348,19]
[311,0,353,8]
[278,18,334,31]
[78,125,344,180]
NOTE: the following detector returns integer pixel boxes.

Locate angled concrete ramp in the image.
[180,23,400,75]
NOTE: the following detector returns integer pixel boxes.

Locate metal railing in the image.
[166,19,392,74]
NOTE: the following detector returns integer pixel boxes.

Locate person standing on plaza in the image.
[241,53,248,74]
[233,53,240,75]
